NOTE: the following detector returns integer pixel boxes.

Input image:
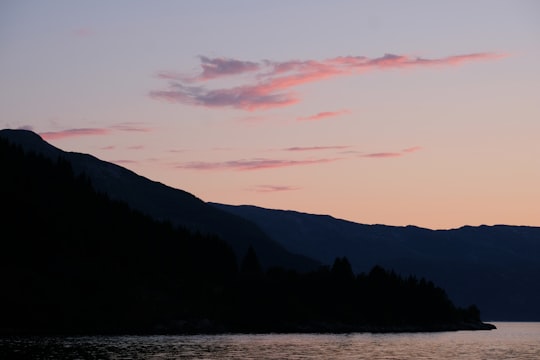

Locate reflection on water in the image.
[1,323,539,359]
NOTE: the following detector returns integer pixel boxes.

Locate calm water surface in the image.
[2,322,539,359]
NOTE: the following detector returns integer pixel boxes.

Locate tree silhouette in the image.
[240,246,263,278]
[331,256,355,284]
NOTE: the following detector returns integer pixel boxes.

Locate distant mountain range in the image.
[2,129,539,321]
[211,204,540,320]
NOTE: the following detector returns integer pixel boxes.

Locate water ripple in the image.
[1,323,539,359]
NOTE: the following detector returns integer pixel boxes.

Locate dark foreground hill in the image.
[211,204,540,321]
[0,134,493,334]
[0,129,317,272]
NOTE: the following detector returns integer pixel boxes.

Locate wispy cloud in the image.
[249,185,301,193]
[168,148,188,153]
[198,56,260,80]
[40,128,110,140]
[177,144,419,173]
[39,124,151,141]
[362,152,403,158]
[102,145,149,151]
[155,71,184,80]
[402,146,422,153]
[284,145,351,152]
[178,157,341,171]
[297,109,350,121]
[112,123,152,132]
[150,52,505,111]
[150,83,299,110]
[361,146,422,158]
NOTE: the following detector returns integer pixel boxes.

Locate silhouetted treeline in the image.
[219,254,484,332]
[0,138,238,334]
[0,138,490,334]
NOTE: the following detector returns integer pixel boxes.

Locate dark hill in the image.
[0,129,318,272]
[0,136,239,333]
[0,137,493,334]
[211,203,540,321]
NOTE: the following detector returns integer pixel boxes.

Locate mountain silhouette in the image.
[0,129,318,272]
[211,203,540,321]
[1,134,494,334]
[2,129,536,322]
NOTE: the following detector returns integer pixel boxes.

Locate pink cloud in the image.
[402,146,422,153]
[362,146,423,158]
[178,157,341,171]
[150,83,299,110]
[39,124,151,141]
[417,53,507,66]
[331,52,505,70]
[150,52,505,111]
[284,145,351,152]
[362,152,403,158]
[250,185,301,193]
[40,128,110,140]
[297,109,350,121]
[112,123,152,132]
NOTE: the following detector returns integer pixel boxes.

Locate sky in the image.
[1,1,539,230]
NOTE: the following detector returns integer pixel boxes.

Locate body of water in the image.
[1,322,539,359]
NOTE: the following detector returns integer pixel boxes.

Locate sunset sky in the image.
[2,1,539,229]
